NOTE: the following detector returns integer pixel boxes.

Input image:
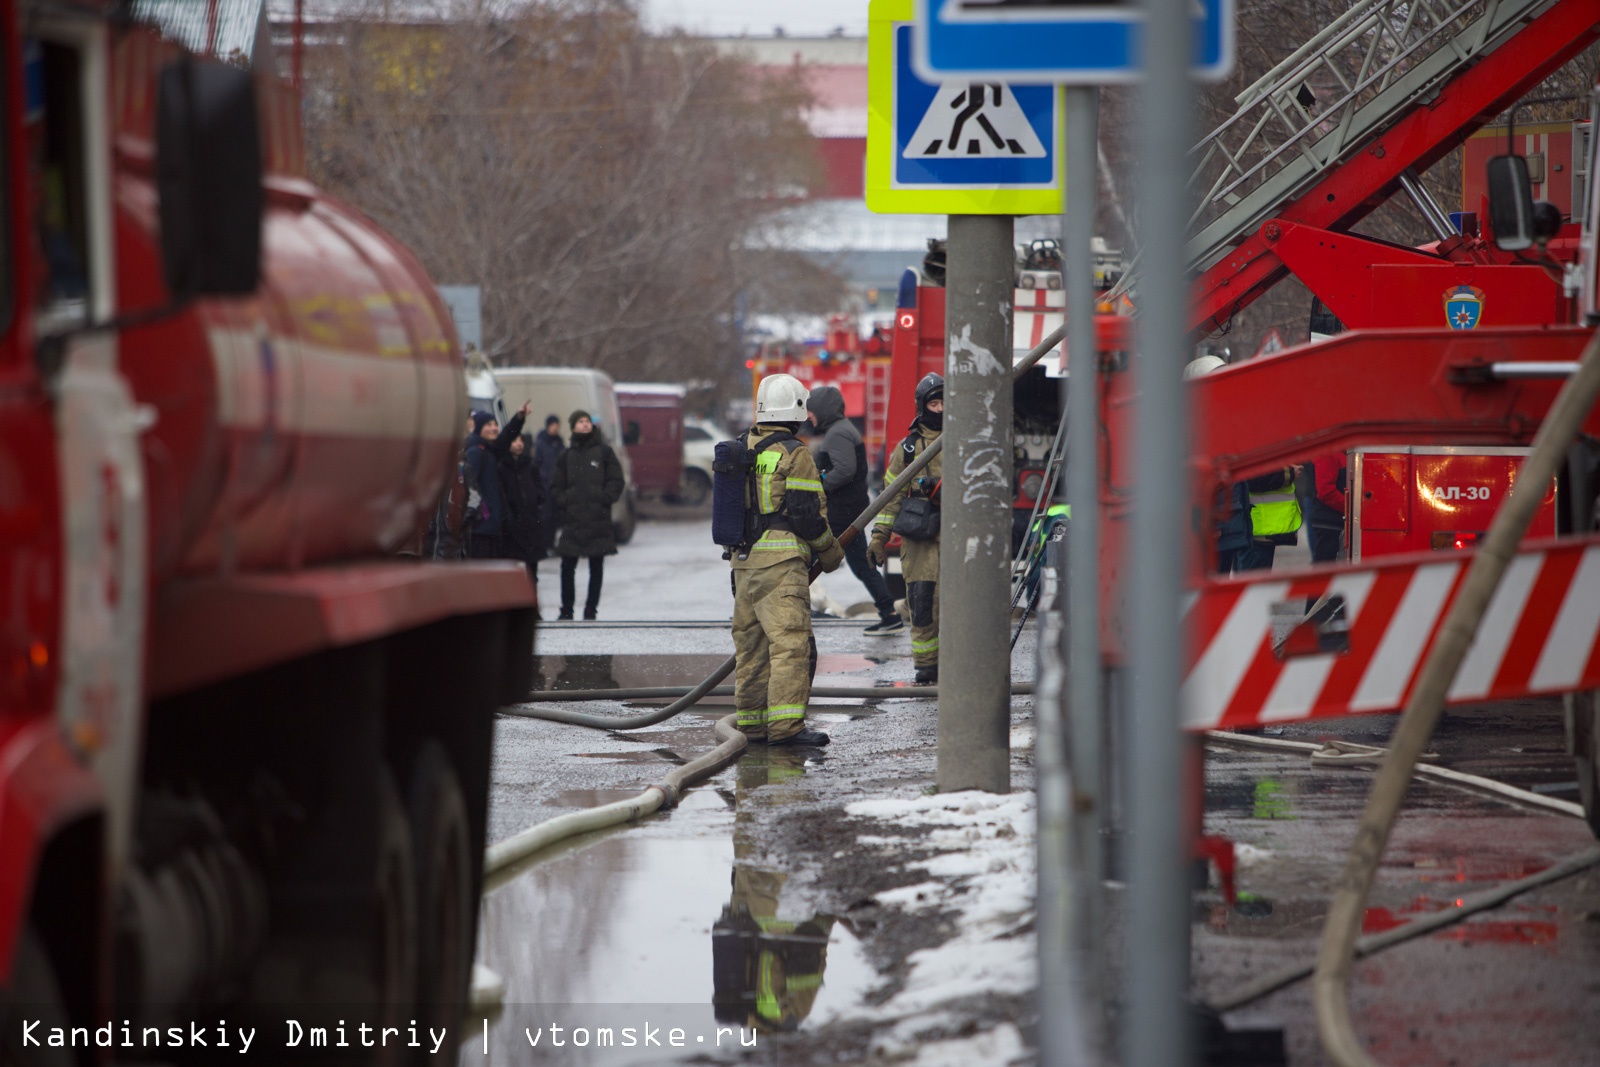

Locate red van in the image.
[617,383,686,501]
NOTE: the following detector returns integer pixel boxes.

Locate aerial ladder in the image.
[1108,0,1600,334]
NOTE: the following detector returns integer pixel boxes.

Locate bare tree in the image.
[302,0,837,387]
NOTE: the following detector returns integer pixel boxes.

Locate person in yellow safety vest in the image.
[1022,503,1070,600]
[731,374,845,746]
[1237,464,1303,572]
[868,373,944,685]
[712,749,833,1033]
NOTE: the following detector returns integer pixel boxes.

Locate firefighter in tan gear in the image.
[730,374,844,746]
[869,373,943,685]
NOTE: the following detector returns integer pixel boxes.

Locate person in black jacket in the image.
[806,385,902,634]
[532,414,566,555]
[463,402,528,560]
[498,431,545,609]
[552,410,625,619]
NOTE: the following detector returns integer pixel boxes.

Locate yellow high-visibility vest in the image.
[1250,481,1302,538]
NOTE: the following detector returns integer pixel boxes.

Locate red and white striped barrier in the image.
[1181,537,1600,730]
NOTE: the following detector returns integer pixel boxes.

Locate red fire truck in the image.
[0,3,533,1053]
[749,313,894,467]
[887,238,1126,549]
[1097,0,1600,833]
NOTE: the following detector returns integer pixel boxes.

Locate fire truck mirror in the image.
[1270,594,1350,660]
[1486,154,1535,253]
[156,58,263,298]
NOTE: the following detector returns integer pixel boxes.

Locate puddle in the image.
[532,654,733,692]
[531,654,897,695]
[475,830,878,1065]
[569,750,683,765]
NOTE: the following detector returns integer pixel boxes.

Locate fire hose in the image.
[1313,326,1600,1066]
[482,322,1069,876]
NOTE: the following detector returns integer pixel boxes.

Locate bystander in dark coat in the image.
[552,410,625,619]
[532,414,566,555]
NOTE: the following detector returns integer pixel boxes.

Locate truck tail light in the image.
[1430,531,1483,550]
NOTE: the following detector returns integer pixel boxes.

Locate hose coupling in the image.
[649,782,680,810]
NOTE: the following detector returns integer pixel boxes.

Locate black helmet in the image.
[915,373,944,414]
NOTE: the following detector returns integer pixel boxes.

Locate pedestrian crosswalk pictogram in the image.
[907,83,1047,158]
[867,0,1063,214]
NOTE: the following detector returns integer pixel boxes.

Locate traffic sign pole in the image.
[1063,83,1106,1062]
[938,213,1014,796]
[1127,0,1197,1062]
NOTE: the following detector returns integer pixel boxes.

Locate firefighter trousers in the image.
[732,559,817,742]
[901,538,940,669]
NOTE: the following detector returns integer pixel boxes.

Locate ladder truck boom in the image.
[1179,0,1600,335]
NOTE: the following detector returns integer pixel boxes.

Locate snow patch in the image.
[873,881,945,910]
[847,791,1036,1020]
[1235,842,1275,867]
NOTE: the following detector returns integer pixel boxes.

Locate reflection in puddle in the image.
[473,750,875,1064]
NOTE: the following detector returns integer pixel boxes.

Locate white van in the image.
[494,367,638,544]
[463,351,506,426]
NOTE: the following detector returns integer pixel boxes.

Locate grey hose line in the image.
[1215,846,1600,1014]
[506,682,1037,704]
[485,714,747,875]
[1313,327,1600,1067]
[510,655,737,730]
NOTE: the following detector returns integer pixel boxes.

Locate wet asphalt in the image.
[470,513,1600,1066]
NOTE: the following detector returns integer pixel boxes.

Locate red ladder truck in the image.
[0,2,533,1054]
[1093,0,1600,834]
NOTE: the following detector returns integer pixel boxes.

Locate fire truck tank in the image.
[108,47,463,580]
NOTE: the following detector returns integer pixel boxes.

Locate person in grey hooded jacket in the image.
[806,385,903,634]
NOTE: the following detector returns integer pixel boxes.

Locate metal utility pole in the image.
[939,213,1015,795]
[1126,0,1196,1063]
[1039,85,1107,1067]
[1064,83,1107,1061]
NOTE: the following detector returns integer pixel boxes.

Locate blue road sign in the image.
[868,0,1063,214]
[914,0,1235,84]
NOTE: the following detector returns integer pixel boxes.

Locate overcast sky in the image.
[640,0,869,37]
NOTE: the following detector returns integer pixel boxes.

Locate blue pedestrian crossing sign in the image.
[868,0,1064,215]
[915,0,1236,84]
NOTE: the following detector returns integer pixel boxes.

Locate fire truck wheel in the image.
[408,743,473,1041]
[374,769,419,1051]
[0,930,74,1067]
[1565,691,1600,839]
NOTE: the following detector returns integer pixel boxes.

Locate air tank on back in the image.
[108,35,464,580]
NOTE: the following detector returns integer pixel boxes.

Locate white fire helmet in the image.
[755,373,810,424]
[1183,355,1227,379]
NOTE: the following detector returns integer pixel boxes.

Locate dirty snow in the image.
[843,791,1036,1020]
[872,1015,1028,1066]
[910,1021,1028,1067]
